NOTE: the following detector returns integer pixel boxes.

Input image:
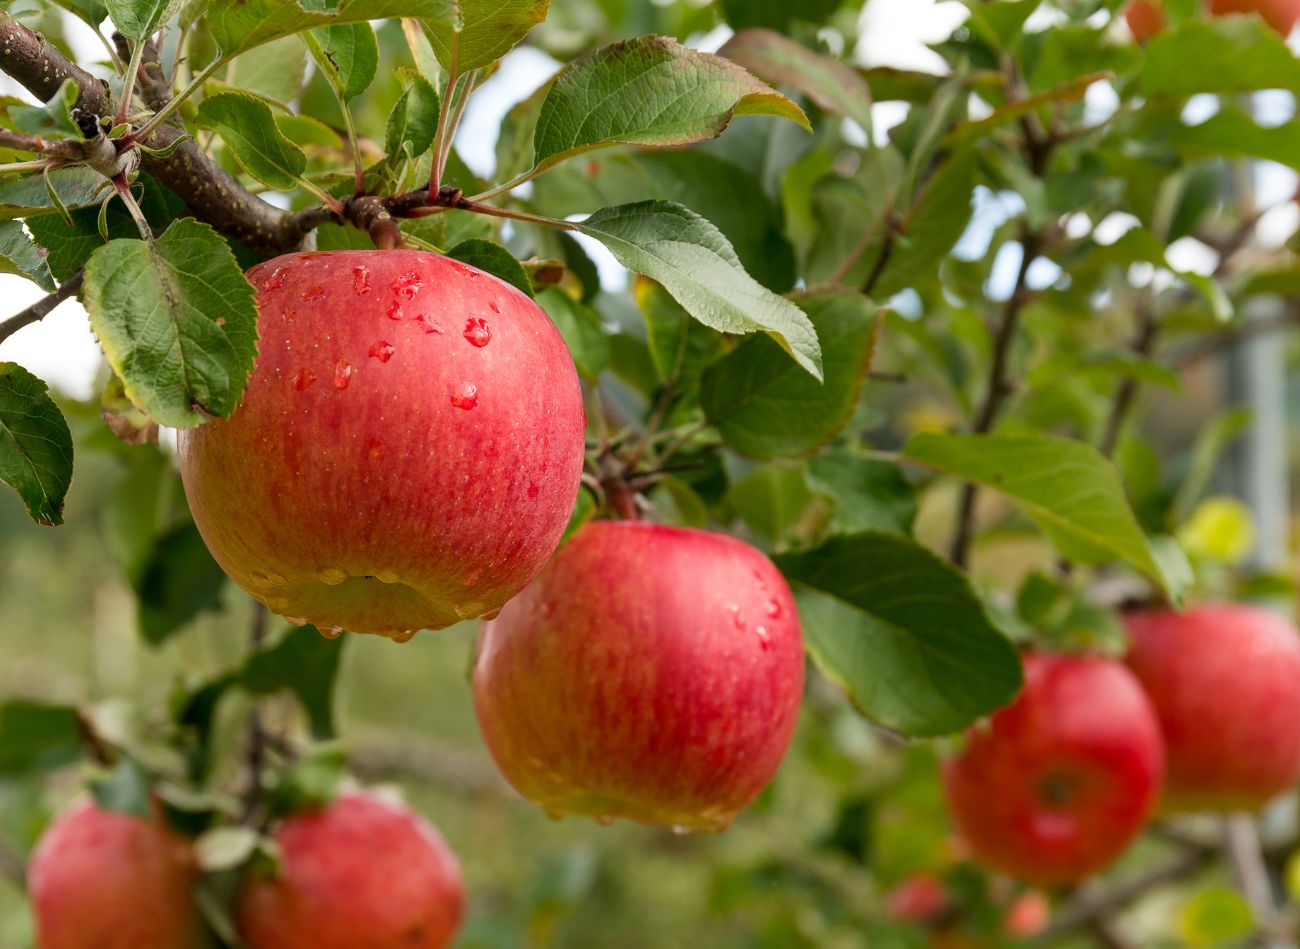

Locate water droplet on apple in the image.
[415,314,442,334]
[250,571,275,589]
[375,569,400,584]
[527,756,545,771]
[489,301,501,314]
[725,603,746,629]
[333,359,353,390]
[352,265,370,295]
[317,567,347,586]
[481,608,502,621]
[764,599,782,619]
[284,615,309,627]
[392,272,424,300]
[755,625,772,650]
[386,302,404,321]
[264,267,289,291]
[320,625,344,640]
[390,629,418,643]
[293,368,316,391]
[595,815,615,827]
[670,825,692,837]
[450,382,478,410]
[301,285,325,301]
[539,601,556,618]
[462,317,491,347]
[544,807,565,822]
[369,340,395,362]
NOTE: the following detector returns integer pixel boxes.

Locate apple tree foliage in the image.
[0,0,1296,944]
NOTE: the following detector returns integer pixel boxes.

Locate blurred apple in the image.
[178,250,585,641]
[473,520,805,831]
[1126,0,1300,38]
[28,800,202,949]
[237,793,463,948]
[1126,0,1167,39]
[943,653,1164,885]
[1125,603,1300,811]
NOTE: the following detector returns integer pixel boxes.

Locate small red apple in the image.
[1209,0,1300,35]
[178,250,585,641]
[884,873,950,924]
[1003,890,1050,938]
[943,653,1164,885]
[28,800,202,949]
[1126,0,1167,39]
[472,520,805,831]
[1124,603,1300,812]
[237,792,464,949]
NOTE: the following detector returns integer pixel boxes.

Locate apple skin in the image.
[943,653,1164,886]
[237,793,464,949]
[472,520,805,831]
[28,800,203,949]
[1126,0,1167,39]
[1124,603,1300,812]
[177,250,585,640]
[1126,0,1300,38]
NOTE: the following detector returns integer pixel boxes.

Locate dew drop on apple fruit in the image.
[539,600,556,618]
[264,267,289,291]
[415,314,442,334]
[450,382,479,410]
[284,615,309,627]
[390,629,418,643]
[333,359,354,390]
[352,265,370,295]
[386,302,404,321]
[670,825,691,837]
[462,318,492,348]
[369,340,395,363]
[293,368,316,391]
[755,625,772,650]
[301,285,325,301]
[595,815,615,827]
[764,599,782,619]
[489,301,501,314]
[317,567,348,586]
[392,272,424,300]
[725,603,746,629]
[321,626,345,640]
[375,569,400,584]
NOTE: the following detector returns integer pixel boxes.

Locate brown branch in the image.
[1099,299,1160,458]
[0,128,82,159]
[948,228,1043,567]
[0,271,84,346]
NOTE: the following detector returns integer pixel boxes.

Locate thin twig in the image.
[1224,814,1277,928]
[0,272,85,346]
[1099,298,1160,458]
[240,603,269,825]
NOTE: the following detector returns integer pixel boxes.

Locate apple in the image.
[1209,0,1300,34]
[28,800,202,949]
[177,250,586,641]
[884,873,949,924]
[1126,1,1167,40]
[943,653,1164,885]
[237,792,464,949]
[1124,603,1300,811]
[885,874,1049,945]
[472,519,805,832]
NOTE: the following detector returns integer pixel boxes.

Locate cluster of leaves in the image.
[2,0,1299,944]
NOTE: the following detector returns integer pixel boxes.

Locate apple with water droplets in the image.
[28,800,203,949]
[237,792,464,949]
[472,520,805,832]
[943,653,1164,885]
[177,250,586,640]
[1124,603,1300,812]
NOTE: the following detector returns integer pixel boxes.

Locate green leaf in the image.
[11,79,82,140]
[576,201,822,379]
[194,826,262,872]
[719,0,840,30]
[537,288,608,382]
[82,218,259,428]
[1167,104,1300,173]
[1177,886,1254,948]
[719,29,873,132]
[700,292,876,458]
[0,166,107,220]
[728,466,812,543]
[90,759,152,818]
[134,522,227,645]
[0,220,55,291]
[530,35,809,176]
[0,363,74,526]
[48,0,110,27]
[421,0,549,72]
[195,93,307,190]
[0,701,82,775]
[228,36,310,104]
[385,71,440,160]
[447,238,532,296]
[207,0,450,60]
[307,22,379,100]
[1140,17,1300,96]
[806,452,916,536]
[774,532,1023,737]
[105,0,181,40]
[637,278,724,391]
[241,625,347,740]
[903,433,1176,597]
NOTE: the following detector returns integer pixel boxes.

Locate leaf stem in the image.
[129,57,222,142]
[465,167,544,204]
[117,36,149,124]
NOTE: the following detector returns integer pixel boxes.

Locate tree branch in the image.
[1099,298,1159,458]
[0,272,84,347]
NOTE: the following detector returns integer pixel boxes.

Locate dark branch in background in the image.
[947,228,1044,567]
[0,13,319,254]
[0,836,24,890]
[0,271,83,346]
[0,128,83,159]
[240,603,269,825]
[1099,299,1159,458]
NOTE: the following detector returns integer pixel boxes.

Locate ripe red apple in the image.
[28,800,202,949]
[1124,603,1300,812]
[1209,0,1300,34]
[943,653,1164,886]
[884,874,949,924]
[177,250,585,641]
[473,519,805,831]
[1126,0,1167,39]
[237,792,464,949]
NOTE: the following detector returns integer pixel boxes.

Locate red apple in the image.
[1003,890,1050,938]
[237,792,464,949]
[177,250,585,641]
[884,873,950,924]
[1126,0,1167,39]
[943,653,1164,885]
[28,800,202,949]
[472,520,805,831]
[1209,0,1300,34]
[1124,603,1300,811]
